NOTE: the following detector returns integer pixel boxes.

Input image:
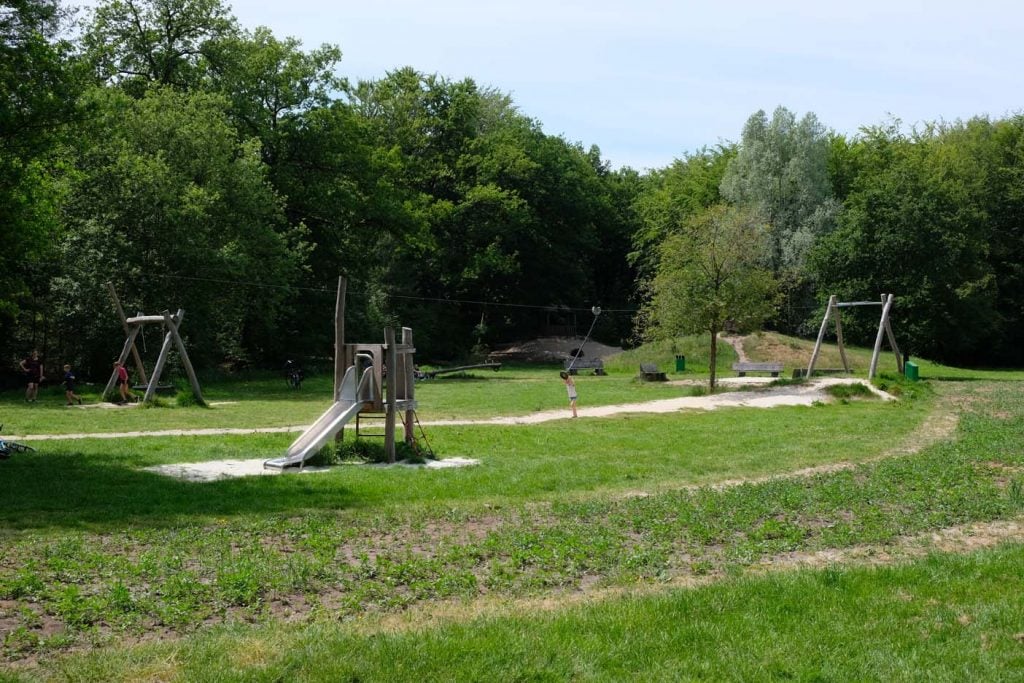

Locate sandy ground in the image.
[427,377,894,426]
[144,455,482,482]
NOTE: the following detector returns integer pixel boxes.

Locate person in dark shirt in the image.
[63,364,83,405]
[19,350,43,403]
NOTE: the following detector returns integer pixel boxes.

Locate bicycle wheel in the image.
[9,442,34,454]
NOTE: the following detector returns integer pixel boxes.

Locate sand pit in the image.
[146,456,481,482]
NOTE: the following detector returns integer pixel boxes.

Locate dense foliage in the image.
[2,0,1023,383]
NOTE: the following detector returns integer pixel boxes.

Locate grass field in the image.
[2,334,1023,681]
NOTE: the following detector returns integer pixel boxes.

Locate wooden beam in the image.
[402,327,415,446]
[384,326,398,464]
[164,308,204,405]
[145,312,177,403]
[868,294,894,380]
[104,325,141,400]
[807,295,835,378]
[334,276,346,403]
[833,305,850,373]
[881,294,903,373]
[834,301,884,308]
[107,283,149,385]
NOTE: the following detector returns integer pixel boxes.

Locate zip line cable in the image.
[143,273,639,314]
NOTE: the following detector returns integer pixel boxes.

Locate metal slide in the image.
[264,356,376,470]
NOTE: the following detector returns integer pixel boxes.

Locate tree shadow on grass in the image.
[0,449,372,532]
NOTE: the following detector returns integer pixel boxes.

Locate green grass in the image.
[36,544,1024,682]
[2,359,1024,677]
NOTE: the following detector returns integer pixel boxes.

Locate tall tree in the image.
[55,86,306,372]
[646,204,777,389]
[0,0,83,363]
[720,107,838,332]
[82,0,236,92]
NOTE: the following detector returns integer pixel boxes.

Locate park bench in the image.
[732,361,783,377]
[564,358,606,375]
[639,363,667,382]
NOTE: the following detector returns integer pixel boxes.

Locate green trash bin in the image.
[675,355,686,372]
[904,361,919,381]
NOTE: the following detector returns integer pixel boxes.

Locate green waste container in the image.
[675,355,686,372]
[904,361,919,381]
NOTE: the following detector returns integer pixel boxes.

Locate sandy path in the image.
[12,378,892,441]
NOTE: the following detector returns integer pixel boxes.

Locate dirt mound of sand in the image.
[488,337,623,363]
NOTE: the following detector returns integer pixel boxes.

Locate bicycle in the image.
[284,360,304,390]
[0,425,35,460]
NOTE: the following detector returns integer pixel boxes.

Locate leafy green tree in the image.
[720,107,838,332]
[54,86,305,373]
[646,204,777,389]
[82,0,236,92]
[810,122,998,364]
[0,0,83,365]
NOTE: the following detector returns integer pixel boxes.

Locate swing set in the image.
[806,293,903,380]
[103,283,205,404]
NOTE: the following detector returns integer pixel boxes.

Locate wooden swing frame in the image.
[806,293,903,380]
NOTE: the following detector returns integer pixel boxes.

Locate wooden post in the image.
[145,312,177,403]
[107,283,149,386]
[334,276,346,402]
[807,295,835,378]
[384,326,398,463]
[868,294,894,380]
[402,327,415,445]
[833,304,850,373]
[881,294,904,373]
[104,325,141,400]
[164,309,204,405]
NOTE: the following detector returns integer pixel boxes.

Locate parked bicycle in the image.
[0,425,35,460]
[284,360,304,390]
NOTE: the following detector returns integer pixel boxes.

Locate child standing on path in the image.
[63,364,83,405]
[559,371,578,418]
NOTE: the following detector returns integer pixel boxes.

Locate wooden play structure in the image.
[807,293,903,380]
[104,283,204,404]
[264,277,423,469]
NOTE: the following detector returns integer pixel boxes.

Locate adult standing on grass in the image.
[560,371,578,418]
[19,350,43,403]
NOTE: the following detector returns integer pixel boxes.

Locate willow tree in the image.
[647,204,778,389]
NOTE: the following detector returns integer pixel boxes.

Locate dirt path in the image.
[721,334,749,363]
[13,378,893,441]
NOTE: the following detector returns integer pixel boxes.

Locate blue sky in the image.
[155,1,1024,170]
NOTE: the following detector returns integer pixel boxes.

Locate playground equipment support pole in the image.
[106,283,149,386]
[868,294,894,380]
[334,276,346,402]
[384,326,397,463]
[806,295,835,378]
[402,327,416,446]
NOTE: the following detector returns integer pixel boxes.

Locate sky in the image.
[107,0,1024,170]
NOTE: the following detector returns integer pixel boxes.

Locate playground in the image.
[2,328,1024,679]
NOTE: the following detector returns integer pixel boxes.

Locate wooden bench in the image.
[564,358,606,375]
[732,361,783,377]
[639,363,667,382]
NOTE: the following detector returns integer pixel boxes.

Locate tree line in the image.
[3,0,1022,384]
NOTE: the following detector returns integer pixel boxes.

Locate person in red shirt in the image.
[113,360,135,403]
[19,350,43,403]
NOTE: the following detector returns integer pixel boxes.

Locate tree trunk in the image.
[709,328,718,391]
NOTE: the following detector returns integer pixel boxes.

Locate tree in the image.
[82,0,236,92]
[54,86,306,372]
[0,0,83,364]
[720,107,838,332]
[646,204,777,389]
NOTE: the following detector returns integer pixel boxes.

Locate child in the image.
[63,364,83,405]
[559,371,578,418]
[113,360,135,403]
